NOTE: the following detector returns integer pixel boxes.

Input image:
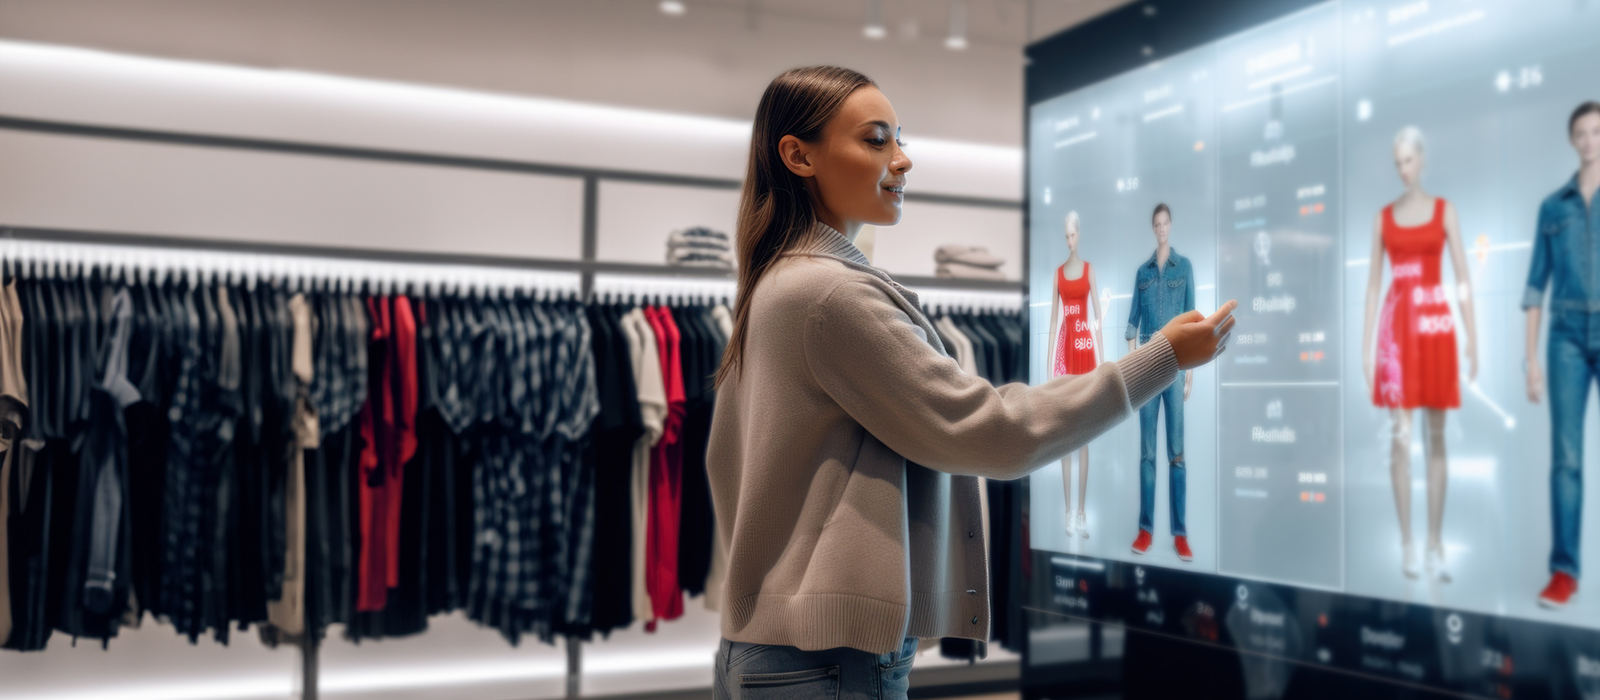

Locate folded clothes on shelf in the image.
[935,262,1009,280]
[934,244,1007,268]
[668,247,735,269]
[666,227,735,269]
[933,244,1007,280]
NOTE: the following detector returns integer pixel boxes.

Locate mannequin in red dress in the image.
[1360,126,1478,584]
[1048,211,1104,539]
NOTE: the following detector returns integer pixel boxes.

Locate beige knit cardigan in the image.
[707,223,1179,654]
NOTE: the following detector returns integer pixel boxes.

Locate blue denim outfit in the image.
[714,637,919,700]
[1524,173,1600,578]
[1127,248,1194,536]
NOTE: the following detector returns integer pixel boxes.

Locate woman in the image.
[1361,125,1478,584]
[706,66,1235,699]
[1049,211,1103,539]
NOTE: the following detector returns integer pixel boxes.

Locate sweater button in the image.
[971,616,979,625]
[968,531,975,538]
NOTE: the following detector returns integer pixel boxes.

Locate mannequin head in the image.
[1572,102,1600,167]
[1065,211,1081,255]
[1152,204,1172,248]
[1393,126,1426,191]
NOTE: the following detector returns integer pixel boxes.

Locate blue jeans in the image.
[1548,311,1600,578]
[713,637,918,700]
[1139,371,1186,537]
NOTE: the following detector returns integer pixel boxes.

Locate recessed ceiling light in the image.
[864,0,886,39]
[945,0,968,51]
[660,1,686,16]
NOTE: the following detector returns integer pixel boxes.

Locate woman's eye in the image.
[866,137,887,146]
[896,139,907,148]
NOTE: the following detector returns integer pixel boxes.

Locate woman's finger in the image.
[1215,315,1237,338]
[1204,300,1238,328]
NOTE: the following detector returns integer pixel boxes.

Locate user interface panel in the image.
[1026,0,1600,695]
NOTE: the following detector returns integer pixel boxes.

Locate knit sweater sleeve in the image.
[804,279,1178,480]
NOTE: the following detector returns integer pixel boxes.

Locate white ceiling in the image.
[0,0,1132,146]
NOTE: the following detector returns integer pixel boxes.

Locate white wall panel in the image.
[875,202,1023,281]
[0,40,1023,201]
[0,129,583,259]
[595,181,739,266]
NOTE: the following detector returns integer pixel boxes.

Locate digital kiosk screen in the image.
[1024,1,1600,697]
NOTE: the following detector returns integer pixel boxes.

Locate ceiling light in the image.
[945,0,968,50]
[864,0,887,39]
[659,1,685,16]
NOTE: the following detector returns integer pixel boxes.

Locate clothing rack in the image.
[0,231,1021,700]
[917,288,1027,315]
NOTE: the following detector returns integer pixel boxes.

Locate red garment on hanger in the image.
[387,296,418,588]
[357,296,392,612]
[644,306,686,625]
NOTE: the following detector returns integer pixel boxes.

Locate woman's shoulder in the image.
[757,254,887,314]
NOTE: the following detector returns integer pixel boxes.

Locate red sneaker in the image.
[1131,530,1152,555]
[1539,572,1578,609]
[1175,536,1194,562]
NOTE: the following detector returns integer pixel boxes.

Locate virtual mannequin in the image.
[1525,101,1600,609]
[1360,126,1478,584]
[1049,211,1103,539]
[1126,203,1195,561]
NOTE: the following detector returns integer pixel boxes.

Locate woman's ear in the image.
[777,134,816,178]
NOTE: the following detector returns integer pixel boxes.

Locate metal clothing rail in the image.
[0,225,1025,296]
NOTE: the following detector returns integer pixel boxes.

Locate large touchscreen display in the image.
[1027,0,1600,657]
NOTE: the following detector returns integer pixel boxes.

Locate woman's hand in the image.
[1158,300,1238,371]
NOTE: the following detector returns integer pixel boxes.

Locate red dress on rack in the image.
[1054,261,1098,377]
[1373,197,1460,409]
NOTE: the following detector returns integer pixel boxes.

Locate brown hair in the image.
[1152,202,1172,224]
[1571,101,1600,135]
[714,66,876,387]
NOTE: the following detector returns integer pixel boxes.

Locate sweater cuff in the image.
[1119,332,1180,410]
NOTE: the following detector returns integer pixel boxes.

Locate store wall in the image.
[0,40,1022,278]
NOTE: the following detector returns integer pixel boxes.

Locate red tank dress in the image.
[1373,197,1459,409]
[1054,261,1098,377]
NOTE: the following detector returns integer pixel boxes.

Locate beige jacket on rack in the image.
[619,308,667,625]
[708,222,1178,654]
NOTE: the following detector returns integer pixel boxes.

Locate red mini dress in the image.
[1373,197,1460,409]
[1054,261,1098,377]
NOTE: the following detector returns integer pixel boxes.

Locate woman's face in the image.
[1065,221,1079,253]
[1394,142,1424,189]
[794,86,913,227]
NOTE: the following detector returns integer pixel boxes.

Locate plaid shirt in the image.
[463,299,599,645]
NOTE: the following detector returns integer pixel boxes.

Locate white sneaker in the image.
[1427,546,1451,583]
[1403,544,1420,579]
[1077,510,1090,539]
[1065,510,1075,538]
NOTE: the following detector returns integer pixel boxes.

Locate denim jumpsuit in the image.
[1127,248,1194,537]
[1524,173,1600,578]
